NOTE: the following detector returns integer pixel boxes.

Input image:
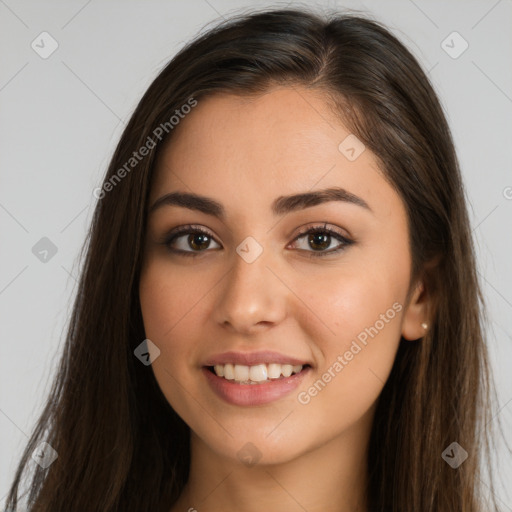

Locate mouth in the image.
[202,363,312,406]
[205,363,312,385]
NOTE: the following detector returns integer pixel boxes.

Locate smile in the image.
[203,364,311,406]
[210,363,305,384]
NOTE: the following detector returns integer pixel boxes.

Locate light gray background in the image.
[1,0,511,509]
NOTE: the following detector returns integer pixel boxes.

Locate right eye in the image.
[161,225,222,257]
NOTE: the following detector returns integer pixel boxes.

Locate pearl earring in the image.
[421,322,428,330]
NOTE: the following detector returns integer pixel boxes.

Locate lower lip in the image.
[202,366,311,406]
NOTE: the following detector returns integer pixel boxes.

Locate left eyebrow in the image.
[272,187,372,215]
[148,186,372,219]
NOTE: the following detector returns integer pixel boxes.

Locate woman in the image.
[5,7,504,511]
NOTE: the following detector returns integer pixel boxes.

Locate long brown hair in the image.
[5,7,505,511]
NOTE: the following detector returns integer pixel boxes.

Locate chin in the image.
[195,425,310,468]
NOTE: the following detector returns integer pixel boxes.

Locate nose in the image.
[213,245,288,335]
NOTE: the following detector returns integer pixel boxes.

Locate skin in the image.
[139,86,430,512]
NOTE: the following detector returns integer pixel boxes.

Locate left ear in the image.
[401,258,439,340]
[401,278,429,340]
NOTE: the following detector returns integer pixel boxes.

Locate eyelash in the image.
[159,223,355,259]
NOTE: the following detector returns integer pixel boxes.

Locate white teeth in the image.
[281,364,293,378]
[233,364,249,382]
[249,364,267,382]
[267,363,281,379]
[224,363,234,380]
[211,363,305,383]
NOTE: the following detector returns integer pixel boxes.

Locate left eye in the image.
[290,226,354,257]
[295,228,351,256]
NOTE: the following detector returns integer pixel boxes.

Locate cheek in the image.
[139,257,215,344]
[139,263,193,380]
[138,260,216,418]
[292,257,408,422]
[297,256,407,350]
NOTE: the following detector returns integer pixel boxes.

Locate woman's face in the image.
[139,86,425,465]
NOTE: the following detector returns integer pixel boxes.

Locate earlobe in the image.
[401,280,430,341]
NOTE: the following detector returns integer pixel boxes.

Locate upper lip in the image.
[203,350,312,367]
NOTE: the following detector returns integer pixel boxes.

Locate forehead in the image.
[150,86,401,221]
[155,87,346,177]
